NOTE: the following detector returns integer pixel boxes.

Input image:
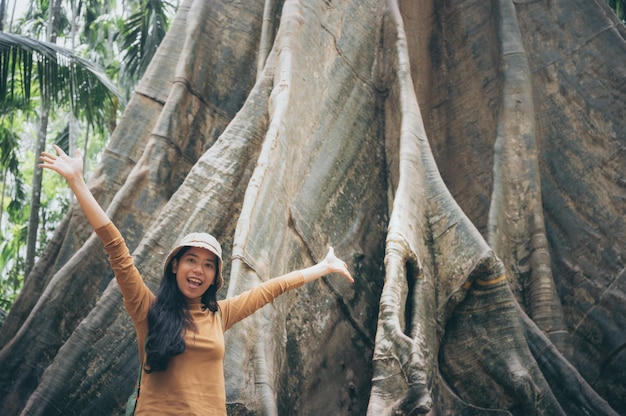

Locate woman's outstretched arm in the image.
[39,144,110,230]
[219,248,353,330]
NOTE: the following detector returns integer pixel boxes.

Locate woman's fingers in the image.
[39,151,57,162]
[51,144,67,156]
[325,247,354,283]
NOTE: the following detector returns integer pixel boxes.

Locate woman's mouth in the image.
[187,277,203,287]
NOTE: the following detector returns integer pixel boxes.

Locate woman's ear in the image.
[171,259,178,274]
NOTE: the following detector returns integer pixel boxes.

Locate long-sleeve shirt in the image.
[95,222,304,415]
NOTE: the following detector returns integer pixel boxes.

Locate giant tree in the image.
[0,0,624,415]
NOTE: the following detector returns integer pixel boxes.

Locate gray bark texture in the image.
[0,0,624,414]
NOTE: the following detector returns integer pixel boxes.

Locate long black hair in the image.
[144,247,219,373]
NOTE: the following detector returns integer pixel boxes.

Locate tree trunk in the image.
[24,0,64,276]
[24,103,50,277]
[1,0,624,415]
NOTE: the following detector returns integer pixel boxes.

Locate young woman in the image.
[39,145,353,415]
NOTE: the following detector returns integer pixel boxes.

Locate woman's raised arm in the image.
[39,144,110,230]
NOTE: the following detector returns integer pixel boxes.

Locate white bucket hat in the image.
[163,232,224,290]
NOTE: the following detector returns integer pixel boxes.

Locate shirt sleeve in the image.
[218,271,305,331]
[95,222,154,334]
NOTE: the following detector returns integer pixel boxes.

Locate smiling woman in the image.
[38,145,354,415]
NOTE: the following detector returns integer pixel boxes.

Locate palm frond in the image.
[120,0,172,83]
[0,32,125,126]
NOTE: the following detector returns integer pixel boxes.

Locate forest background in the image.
[0,0,177,315]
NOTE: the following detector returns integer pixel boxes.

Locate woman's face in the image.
[171,247,218,301]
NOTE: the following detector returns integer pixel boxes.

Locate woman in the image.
[39,145,353,415]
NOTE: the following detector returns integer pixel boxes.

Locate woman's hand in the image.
[39,144,83,182]
[38,144,111,230]
[301,247,354,284]
[321,247,354,283]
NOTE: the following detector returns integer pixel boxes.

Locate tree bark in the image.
[1,0,624,414]
[24,0,64,276]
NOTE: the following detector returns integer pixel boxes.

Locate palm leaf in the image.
[120,0,172,83]
[0,32,125,127]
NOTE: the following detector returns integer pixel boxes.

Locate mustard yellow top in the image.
[96,222,304,415]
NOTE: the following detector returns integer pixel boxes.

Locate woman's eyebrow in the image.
[185,252,216,263]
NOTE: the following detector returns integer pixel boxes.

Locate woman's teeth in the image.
[188,277,202,286]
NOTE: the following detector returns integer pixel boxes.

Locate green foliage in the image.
[0,222,27,312]
[0,116,28,234]
[0,137,71,314]
[0,115,29,311]
[0,0,176,314]
[118,0,174,94]
[607,0,625,21]
[0,31,124,127]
